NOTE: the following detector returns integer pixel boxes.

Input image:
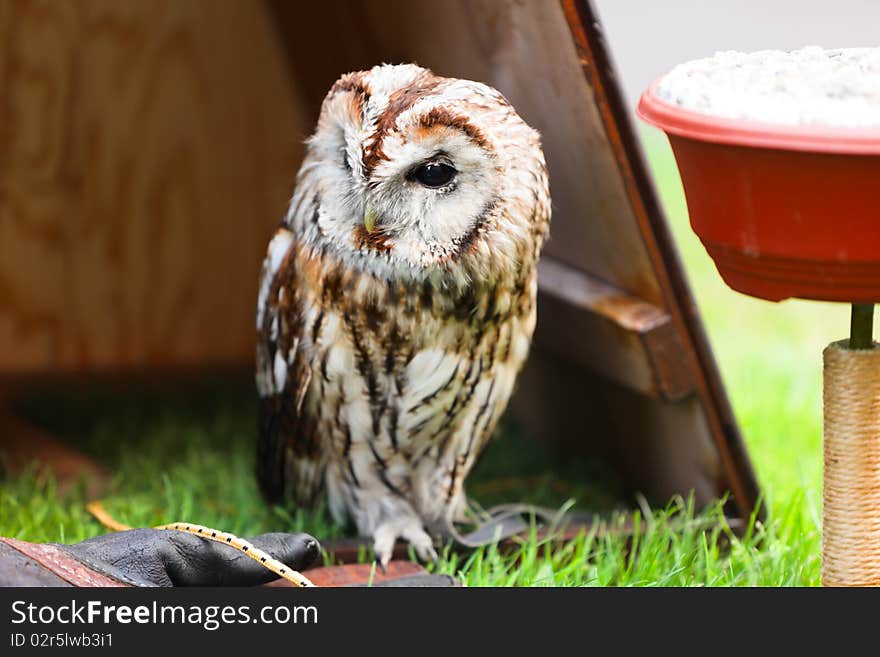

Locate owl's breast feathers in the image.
[255,220,539,526]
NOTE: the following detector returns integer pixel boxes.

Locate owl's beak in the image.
[363,205,379,234]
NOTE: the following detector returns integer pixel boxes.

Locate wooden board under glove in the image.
[265,561,439,588]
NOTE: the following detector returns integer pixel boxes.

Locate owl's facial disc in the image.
[354,116,498,269]
[363,158,458,234]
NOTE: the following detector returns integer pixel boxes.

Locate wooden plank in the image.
[536,258,693,400]
[509,352,727,510]
[0,0,307,373]
[266,561,427,587]
[560,0,761,520]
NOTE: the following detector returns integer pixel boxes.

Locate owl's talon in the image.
[402,526,438,564]
[373,525,396,571]
[372,517,437,568]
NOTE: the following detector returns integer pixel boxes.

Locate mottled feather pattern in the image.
[256,64,550,562]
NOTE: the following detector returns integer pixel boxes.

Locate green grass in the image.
[3,128,867,586]
[2,379,628,564]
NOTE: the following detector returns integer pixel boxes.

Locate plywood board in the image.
[0,0,308,371]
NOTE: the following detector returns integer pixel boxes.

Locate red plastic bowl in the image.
[638,82,880,303]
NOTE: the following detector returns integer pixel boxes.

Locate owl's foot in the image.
[373,517,438,570]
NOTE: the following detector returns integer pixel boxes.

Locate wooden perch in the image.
[535,258,694,401]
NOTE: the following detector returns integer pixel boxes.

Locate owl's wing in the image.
[255,226,323,507]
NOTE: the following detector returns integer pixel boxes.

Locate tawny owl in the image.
[256,64,550,566]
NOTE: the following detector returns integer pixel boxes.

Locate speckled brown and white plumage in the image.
[255,64,550,564]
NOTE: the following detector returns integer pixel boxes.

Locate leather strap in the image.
[446,503,597,548]
[0,537,130,587]
[267,561,458,587]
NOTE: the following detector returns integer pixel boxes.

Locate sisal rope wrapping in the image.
[822,340,880,587]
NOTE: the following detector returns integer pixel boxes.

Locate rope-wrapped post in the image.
[822,304,879,586]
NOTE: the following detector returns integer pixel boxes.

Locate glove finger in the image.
[62,528,178,587]
[162,530,228,586]
[206,532,321,586]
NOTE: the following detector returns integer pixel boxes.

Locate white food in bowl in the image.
[654,46,880,128]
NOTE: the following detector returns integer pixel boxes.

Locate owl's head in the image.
[292,64,550,286]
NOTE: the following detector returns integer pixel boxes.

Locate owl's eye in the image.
[411,162,456,188]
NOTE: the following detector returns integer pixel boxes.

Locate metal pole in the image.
[849,304,875,350]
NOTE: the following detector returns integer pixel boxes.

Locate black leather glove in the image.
[58,529,320,587]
